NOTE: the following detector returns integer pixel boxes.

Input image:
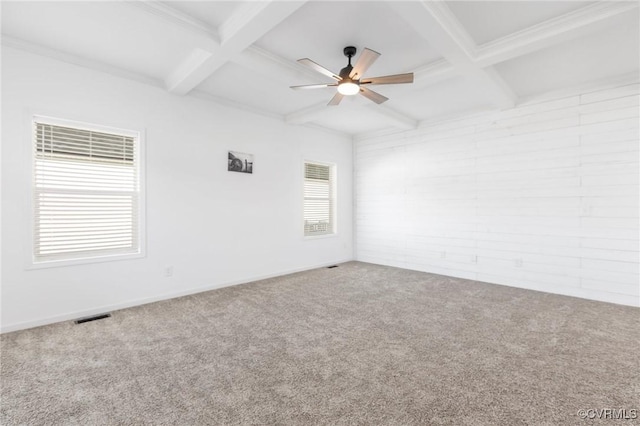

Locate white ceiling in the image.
[448,1,595,45]
[2,1,638,137]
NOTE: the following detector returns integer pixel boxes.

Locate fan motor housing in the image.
[343,46,357,58]
[339,65,353,79]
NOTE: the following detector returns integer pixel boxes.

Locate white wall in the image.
[1,47,354,331]
[355,83,639,307]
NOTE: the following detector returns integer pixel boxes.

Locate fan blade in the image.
[327,92,344,106]
[290,83,337,90]
[298,58,341,81]
[349,48,381,79]
[359,87,388,104]
[361,73,414,85]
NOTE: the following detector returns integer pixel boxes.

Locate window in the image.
[32,117,142,264]
[304,161,335,236]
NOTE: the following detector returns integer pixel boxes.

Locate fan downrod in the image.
[340,46,357,78]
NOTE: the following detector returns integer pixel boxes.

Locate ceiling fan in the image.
[290,46,414,106]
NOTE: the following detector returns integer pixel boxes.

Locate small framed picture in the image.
[228,151,253,174]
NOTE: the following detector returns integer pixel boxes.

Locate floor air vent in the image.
[74,313,111,324]
[327,265,339,269]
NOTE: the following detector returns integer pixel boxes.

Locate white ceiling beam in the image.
[286,99,418,131]
[412,59,457,90]
[285,102,329,125]
[389,1,517,109]
[232,45,324,86]
[517,70,640,106]
[301,123,353,139]
[129,1,219,40]
[165,43,228,94]
[218,1,305,52]
[128,1,228,94]
[130,1,315,93]
[475,1,639,68]
[366,104,418,130]
[190,89,283,121]
[3,35,288,123]
[166,1,306,95]
[1,35,164,88]
[128,0,426,132]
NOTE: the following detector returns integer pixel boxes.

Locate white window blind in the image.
[33,120,140,263]
[304,162,334,236]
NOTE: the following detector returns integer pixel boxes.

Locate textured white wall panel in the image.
[355,83,640,306]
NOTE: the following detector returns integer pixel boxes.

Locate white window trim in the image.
[303,233,339,241]
[25,114,146,269]
[303,159,337,239]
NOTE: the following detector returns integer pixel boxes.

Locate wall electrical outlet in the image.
[515,259,523,268]
[164,266,174,277]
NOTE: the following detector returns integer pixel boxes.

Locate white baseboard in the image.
[1,258,353,334]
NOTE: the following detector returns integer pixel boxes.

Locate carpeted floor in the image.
[1,261,638,425]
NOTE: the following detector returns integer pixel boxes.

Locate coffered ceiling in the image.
[2,1,639,137]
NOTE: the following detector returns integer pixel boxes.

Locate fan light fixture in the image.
[337,81,360,96]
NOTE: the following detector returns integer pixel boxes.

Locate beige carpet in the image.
[1,262,638,425]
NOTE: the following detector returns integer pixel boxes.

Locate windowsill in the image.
[304,233,338,241]
[27,251,145,270]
